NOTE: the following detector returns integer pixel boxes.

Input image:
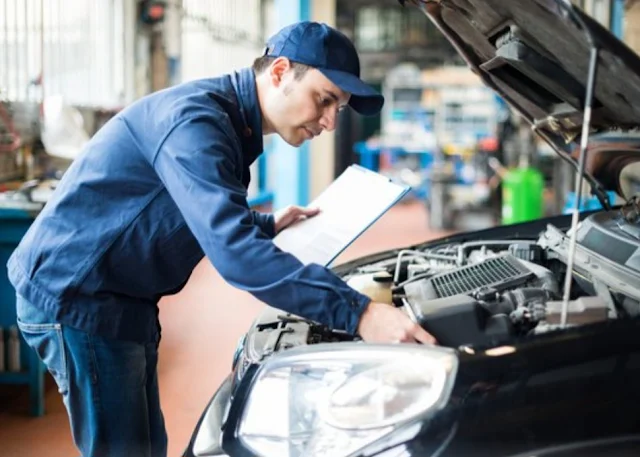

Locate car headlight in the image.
[237,343,458,457]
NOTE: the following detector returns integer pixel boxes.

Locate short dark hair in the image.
[252,55,311,80]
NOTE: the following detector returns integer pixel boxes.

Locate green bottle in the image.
[502,165,544,225]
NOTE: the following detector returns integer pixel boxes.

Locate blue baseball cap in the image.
[264,21,384,116]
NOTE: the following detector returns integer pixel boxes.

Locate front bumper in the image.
[182,375,233,457]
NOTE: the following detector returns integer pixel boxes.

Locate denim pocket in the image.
[17,320,68,395]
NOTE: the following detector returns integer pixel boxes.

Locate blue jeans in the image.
[16,295,167,457]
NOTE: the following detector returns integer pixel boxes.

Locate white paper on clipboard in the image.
[273,164,410,267]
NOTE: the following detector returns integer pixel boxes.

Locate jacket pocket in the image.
[16,320,68,395]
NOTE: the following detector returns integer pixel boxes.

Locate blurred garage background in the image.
[0,1,638,455]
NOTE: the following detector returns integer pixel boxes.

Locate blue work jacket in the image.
[8,68,370,343]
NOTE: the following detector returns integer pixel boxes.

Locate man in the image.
[10,21,435,456]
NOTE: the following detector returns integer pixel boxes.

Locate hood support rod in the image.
[558,0,599,327]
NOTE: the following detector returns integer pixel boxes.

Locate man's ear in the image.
[269,57,292,87]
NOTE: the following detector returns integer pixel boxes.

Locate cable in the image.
[393,249,457,284]
[394,250,430,284]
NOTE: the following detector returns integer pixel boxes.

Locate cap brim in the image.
[318,68,384,116]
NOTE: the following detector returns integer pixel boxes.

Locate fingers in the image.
[295,206,320,217]
[395,325,436,345]
[274,206,320,233]
[356,302,438,346]
[410,325,437,345]
[290,207,320,225]
[394,316,437,344]
[282,205,320,219]
[391,316,437,345]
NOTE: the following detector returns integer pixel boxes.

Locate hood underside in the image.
[407,0,640,199]
[412,0,640,137]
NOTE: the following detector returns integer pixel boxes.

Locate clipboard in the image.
[273,164,411,267]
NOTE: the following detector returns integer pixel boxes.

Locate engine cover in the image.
[404,255,535,315]
[403,255,537,347]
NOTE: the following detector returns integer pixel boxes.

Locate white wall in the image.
[180,0,264,81]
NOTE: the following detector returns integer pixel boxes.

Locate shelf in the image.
[0,209,43,416]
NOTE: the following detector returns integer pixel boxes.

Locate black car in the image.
[183,1,640,456]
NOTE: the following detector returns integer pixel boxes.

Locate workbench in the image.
[0,207,46,416]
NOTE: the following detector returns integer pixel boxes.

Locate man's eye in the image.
[320,97,332,107]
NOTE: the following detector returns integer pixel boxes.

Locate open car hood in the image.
[404,0,640,202]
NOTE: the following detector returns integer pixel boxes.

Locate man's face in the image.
[264,60,351,147]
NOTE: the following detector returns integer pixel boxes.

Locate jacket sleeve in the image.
[251,210,276,238]
[152,115,371,334]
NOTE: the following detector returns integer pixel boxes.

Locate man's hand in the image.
[357,301,437,344]
[274,205,320,234]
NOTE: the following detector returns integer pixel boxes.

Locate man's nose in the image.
[319,107,338,132]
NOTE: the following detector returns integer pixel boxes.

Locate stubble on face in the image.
[270,69,350,147]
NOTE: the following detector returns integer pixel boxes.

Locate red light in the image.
[148,4,165,20]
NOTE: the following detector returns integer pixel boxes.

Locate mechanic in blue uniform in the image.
[9,21,435,456]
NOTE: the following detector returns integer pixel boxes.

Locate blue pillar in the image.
[273,0,311,209]
[611,0,625,39]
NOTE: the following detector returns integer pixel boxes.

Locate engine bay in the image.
[343,207,640,348]
[244,208,640,361]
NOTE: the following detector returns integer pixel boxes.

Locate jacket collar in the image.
[231,67,264,166]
